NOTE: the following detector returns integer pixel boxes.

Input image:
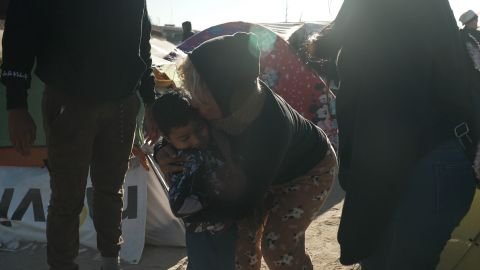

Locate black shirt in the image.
[1,0,155,109]
[231,83,329,209]
[460,27,480,72]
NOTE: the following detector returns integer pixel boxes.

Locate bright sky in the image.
[147,0,480,30]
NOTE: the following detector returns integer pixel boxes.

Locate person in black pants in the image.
[313,0,479,269]
[182,21,195,42]
[1,1,159,269]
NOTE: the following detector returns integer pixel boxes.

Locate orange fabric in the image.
[153,67,176,89]
[0,146,149,169]
[0,147,48,167]
[131,146,150,171]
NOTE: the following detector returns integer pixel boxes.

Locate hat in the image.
[459,10,478,24]
[188,32,260,114]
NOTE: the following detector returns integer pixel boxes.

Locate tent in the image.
[0,32,186,264]
[174,21,338,147]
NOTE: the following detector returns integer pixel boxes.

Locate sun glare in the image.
[148,0,480,30]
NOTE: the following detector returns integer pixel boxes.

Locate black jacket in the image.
[461,27,480,46]
[0,0,9,19]
[324,0,479,265]
[1,0,155,109]
[227,84,329,217]
[460,27,480,73]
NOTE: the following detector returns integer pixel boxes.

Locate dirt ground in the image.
[0,202,353,270]
[0,180,359,270]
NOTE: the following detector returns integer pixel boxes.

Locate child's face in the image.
[166,119,209,150]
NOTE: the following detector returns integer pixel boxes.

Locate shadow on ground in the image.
[0,243,186,270]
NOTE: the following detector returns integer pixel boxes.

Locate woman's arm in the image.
[210,130,248,201]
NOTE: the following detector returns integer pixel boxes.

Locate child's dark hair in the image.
[152,89,201,136]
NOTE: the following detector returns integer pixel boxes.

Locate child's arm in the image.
[168,150,208,218]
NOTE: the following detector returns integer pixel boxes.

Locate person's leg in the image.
[235,215,267,270]
[262,147,336,270]
[43,87,97,270]
[186,225,238,270]
[90,94,139,268]
[361,140,476,270]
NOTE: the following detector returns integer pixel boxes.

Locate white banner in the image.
[0,163,171,264]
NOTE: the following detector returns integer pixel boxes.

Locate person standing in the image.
[459,9,479,32]
[313,0,479,269]
[0,0,9,19]
[1,1,159,270]
[459,10,480,72]
[460,10,480,179]
[182,21,195,42]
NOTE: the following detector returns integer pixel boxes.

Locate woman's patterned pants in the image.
[236,145,338,270]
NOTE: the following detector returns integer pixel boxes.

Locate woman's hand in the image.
[474,143,480,179]
[154,144,185,174]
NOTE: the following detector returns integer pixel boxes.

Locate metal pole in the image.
[146,154,170,193]
[285,0,288,22]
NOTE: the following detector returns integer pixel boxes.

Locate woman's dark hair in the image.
[152,89,201,136]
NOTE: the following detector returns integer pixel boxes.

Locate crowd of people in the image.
[1,0,480,270]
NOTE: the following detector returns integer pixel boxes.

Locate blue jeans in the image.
[186,225,237,270]
[361,139,476,270]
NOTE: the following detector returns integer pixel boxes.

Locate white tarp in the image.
[151,37,176,65]
[0,159,185,264]
[144,157,186,247]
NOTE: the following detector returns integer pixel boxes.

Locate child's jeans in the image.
[186,225,237,270]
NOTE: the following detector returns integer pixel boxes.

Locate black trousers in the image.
[43,86,139,270]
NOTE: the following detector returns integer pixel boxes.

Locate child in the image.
[152,89,244,270]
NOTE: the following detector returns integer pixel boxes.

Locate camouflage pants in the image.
[236,145,337,270]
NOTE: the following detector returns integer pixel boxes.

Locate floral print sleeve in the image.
[168,150,211,218]
[168,149,234,233]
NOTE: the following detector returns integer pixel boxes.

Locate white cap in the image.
[459,10,478,24]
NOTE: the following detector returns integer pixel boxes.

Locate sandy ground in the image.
[0,179,358,270]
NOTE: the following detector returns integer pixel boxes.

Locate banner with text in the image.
[0,165,149,263]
